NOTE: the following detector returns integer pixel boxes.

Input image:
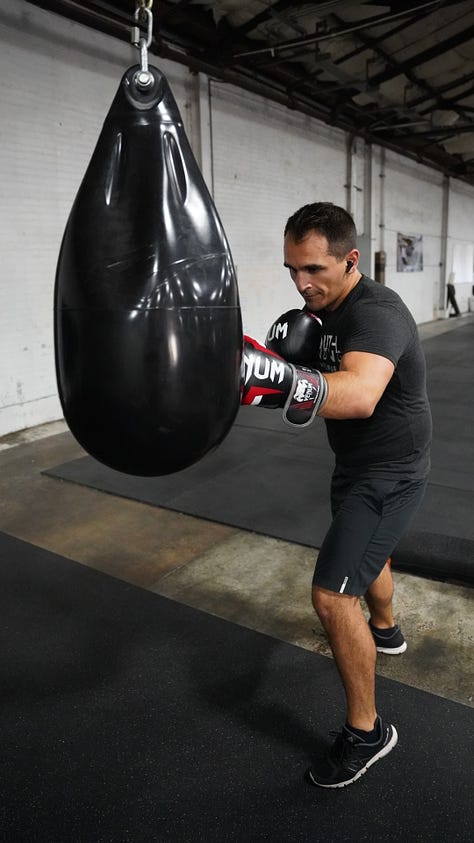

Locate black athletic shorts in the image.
[312,469,428,596]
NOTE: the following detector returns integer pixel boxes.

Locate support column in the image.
[439,175,450,315]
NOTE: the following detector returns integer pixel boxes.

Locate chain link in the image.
[132,5,153,48]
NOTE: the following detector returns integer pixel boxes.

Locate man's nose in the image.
[293,271,311,293]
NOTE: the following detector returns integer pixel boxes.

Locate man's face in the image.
[284,231,358,312]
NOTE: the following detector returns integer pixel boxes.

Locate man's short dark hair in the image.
[284,203,357,260]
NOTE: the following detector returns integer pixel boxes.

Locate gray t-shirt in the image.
[316,275,432,477]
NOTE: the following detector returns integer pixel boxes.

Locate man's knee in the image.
[312,585,358,627]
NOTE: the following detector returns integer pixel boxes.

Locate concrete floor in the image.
[0,316,473,713]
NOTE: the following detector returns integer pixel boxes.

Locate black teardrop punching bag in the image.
[55,65,243,476]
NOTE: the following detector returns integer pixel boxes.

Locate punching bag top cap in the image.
[124,65,167,111]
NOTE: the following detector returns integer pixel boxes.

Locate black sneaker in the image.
[306,717,398,789]
[369,621,407,654]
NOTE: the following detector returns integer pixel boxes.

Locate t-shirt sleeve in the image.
[341,300,415,366]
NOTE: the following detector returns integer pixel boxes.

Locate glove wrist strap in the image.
[283,367,328,427]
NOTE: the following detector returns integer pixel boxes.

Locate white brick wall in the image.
[371,147,474,323]
[446,184,474,312]
[1,0,474,435]
[0,0,188,436]
[209,81,347,341]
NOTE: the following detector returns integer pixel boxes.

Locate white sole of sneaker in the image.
[307,725,399,789]
[376,642,407,655]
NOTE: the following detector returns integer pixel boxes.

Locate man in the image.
[243,202,432,788]
[446,276,461,316]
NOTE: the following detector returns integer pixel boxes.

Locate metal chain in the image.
[131,1,154,88]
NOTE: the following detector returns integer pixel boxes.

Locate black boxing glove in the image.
[265,308,322,366]
[241,335,327,427]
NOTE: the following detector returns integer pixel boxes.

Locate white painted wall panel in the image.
[209,82,347,341]
[445,183,474,313]
[373,150,444,324]
[0,0,188,436]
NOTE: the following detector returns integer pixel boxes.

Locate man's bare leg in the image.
[312,586,377,731]
[364,559,395,628]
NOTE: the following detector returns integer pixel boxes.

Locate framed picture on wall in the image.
[397,233,423,272]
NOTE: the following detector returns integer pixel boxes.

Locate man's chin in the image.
[304,299,324,312]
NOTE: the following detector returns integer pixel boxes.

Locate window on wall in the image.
[451,242,474,287]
